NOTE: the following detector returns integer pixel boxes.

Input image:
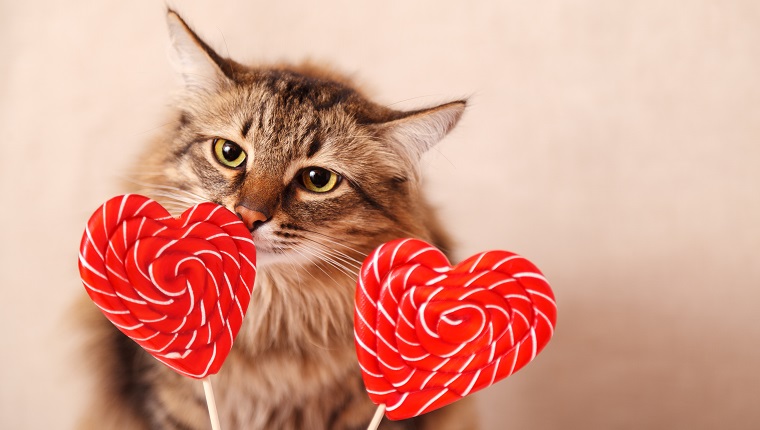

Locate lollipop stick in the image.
[202,377,222,430]
[367,404,386,430]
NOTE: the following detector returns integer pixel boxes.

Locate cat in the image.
[79,10,477,430]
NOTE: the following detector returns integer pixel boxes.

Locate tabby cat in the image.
[80,10,477,430]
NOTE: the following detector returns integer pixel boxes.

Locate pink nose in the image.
[235,205,269,231]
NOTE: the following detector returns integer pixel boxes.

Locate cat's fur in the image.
[79,10,477,430]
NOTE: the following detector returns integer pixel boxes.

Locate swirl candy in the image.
[78,194,256,379]
[354,238,557,421]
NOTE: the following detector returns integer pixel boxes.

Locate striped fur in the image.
[79,10,476,430]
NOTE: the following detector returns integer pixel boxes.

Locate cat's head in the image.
[137,11,465,270]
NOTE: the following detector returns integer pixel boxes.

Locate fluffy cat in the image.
[80,10,477,430]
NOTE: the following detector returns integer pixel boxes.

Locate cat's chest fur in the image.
[141,265,419,430]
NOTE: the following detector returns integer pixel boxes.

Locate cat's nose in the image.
[235,205,269,231]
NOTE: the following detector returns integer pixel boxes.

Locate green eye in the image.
[300,167,340,193]
[213,138,247,168]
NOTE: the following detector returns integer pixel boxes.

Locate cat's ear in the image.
[166,10,234,94]
[376,101,466,166]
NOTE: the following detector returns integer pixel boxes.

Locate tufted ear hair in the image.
[373,100,466,170]
[166,10,234,95]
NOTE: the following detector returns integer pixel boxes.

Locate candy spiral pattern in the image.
[78,194,256,378]
[354,238,557,420]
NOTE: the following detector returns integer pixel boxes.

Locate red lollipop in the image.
[354,238,557,423]
[79,194,256,429]
[78,194,256,378]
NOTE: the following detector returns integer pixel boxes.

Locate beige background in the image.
[1,1,759,429]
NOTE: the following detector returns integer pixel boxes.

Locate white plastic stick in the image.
[367,404,386,430]
[202,377,222,430]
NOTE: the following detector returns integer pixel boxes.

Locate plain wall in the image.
[1,1,759,428]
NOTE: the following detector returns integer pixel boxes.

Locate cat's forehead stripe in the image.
[305,128,321,158]
[241,117,253,139]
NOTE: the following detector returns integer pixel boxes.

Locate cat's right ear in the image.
[166,10,234,94]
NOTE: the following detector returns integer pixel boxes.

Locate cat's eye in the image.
[213,138,247,168]
[300,167,340,193]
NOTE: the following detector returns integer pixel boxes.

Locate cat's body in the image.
[80,11,476,430]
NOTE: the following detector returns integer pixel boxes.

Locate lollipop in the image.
[354,238,557,426]
[78,194,256,429]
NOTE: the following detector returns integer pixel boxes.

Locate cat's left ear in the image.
[375,101,466,166]
[166,10,234,94]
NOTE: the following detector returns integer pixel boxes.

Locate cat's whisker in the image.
[148,190,199,202]
[293,243,358,283]
[301,249,357,281]
[298,228,370,256]
[314,247,363,273]
[119,178,211,206]
[128,185,210,213]
[320,251,362,273]
[276,251,306,289]
[136,183,209,201]
[288,245,348,289]
[299,237,363,267]
[297,237,364,272]
[150,192,206,207]
[387,224,454,256]
[273,246,321,287]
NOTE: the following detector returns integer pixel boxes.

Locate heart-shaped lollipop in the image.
[78,194,256,379]
[354,238,557,421]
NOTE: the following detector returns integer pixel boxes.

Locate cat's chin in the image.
[251,226,315,269]
[254,248,312,269]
